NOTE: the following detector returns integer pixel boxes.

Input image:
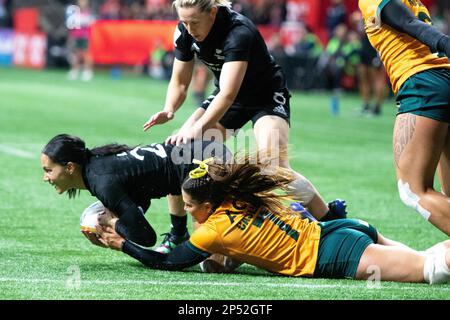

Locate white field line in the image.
[0,144,36,159]
[0,277,448,291]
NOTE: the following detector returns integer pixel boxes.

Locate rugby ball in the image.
[80,201,105,234]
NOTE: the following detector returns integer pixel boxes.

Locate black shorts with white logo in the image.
[200,88,291,130]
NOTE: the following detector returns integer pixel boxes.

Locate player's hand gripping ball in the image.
[80,201,107,247]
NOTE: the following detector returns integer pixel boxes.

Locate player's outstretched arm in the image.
[380,0,450,56]
[122,240,206,271]
[143,58,195,131]
[97,224,206,271]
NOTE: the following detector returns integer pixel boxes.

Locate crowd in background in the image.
[1,0,449,99]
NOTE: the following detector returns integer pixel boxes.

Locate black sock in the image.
[373,104,381,114]
[170,214,187,236]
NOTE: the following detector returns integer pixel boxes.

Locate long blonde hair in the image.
[182,152,297,216]
[173,0,232,12]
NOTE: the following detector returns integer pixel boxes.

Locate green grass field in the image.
[0,67,449,300]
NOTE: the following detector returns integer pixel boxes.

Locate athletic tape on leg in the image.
[423,250,450,285]
[397,179,431,220]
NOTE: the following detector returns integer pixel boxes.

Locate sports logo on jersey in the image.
[272,92,287,116]
[191,43,200,53]
[202,60,222,72]
[214,49,224,60]
[273,105,287,117]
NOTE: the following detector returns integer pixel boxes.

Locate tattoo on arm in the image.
[393,114,416,166]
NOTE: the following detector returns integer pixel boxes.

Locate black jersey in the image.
[174,6,286,105]
[82,140,231,217]
[82,143,177,216]
[81,140,231,246]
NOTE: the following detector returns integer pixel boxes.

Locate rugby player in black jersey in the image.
[142,0,341,222]
[40,134,231,250]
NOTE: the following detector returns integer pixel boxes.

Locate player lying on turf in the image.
[40,134,231,251]
[41,134,347,271]
[97,156,450,284]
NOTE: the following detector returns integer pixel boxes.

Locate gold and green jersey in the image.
[189,201,321,276]
[359,0,450,94]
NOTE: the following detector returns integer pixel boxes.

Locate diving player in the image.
[98,157,450,284]
[41,134,231,249]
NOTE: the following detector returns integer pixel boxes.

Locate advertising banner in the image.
[0,29,14,66]
[13,32,47,69]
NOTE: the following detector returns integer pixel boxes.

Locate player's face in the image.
[182,190,211,223]
[40,154,74,195]
[177,5,218,42]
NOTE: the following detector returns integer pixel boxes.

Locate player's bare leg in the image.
[253,115,329,219]
[394,113,450,235]
[356,240,450,284]
[437,129,450,197]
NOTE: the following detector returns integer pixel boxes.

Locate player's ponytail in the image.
[43,133,135,170]
[89,143,133,157]
[182,153,296,215]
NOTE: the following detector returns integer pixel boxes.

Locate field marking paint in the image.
[0,144,35,159]
[0,277,448,291]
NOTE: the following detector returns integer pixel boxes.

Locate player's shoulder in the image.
[228,9,257,34]
[85,161,118,186]
[174,21,192,45]
[85,153,134,181]
[358,0,385,15]
[86,154,114,173]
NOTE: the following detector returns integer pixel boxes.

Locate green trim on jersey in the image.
[377,0,392,20]
[187,241,210,258]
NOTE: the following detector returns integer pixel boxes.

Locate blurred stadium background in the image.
[0,0,449,300]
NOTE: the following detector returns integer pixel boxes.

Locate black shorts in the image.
[200,88,291,129]
[360,35,382,68]
[164,140,233,194]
